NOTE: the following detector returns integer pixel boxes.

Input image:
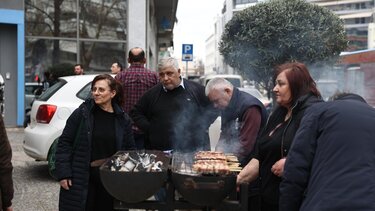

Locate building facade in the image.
[0,1,25,126]
[0,0,177,126]
[25,0,177,79]
[308,0,375,51]
[205,0,263,75]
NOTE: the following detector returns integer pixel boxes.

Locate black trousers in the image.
[260,198,278,211]
[86,167,116,211]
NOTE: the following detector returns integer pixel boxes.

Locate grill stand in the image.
[113,180,248,211]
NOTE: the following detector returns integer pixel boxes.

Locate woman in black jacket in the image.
[0,115,13,211]
[55,74,135,211]
[237,62,322,211]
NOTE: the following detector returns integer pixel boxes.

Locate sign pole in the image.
[182,44,193,78]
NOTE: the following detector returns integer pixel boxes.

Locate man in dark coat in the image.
[280,93,375,211]
[0,115,13,211]
[205,78,268,166]
[130,57,218,152]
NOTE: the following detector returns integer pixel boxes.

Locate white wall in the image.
[127,0,147,50]
[127,0,160,71]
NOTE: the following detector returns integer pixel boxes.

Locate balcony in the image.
[155,0,178,48]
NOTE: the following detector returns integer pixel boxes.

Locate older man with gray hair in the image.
[205,78,267,166]
[130,57,218,153]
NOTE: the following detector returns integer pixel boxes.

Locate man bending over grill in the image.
[205,78,268,166]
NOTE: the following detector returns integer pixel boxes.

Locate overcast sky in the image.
[172,0,224,61]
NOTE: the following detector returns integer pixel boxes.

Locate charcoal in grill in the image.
[100,150,170,203]
[109,151,164,172]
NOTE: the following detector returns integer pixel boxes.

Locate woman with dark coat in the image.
[55,74,135,211]
[237,62,322,211]
[0,115,14,211]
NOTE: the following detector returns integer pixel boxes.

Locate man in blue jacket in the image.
[280,93,375,211]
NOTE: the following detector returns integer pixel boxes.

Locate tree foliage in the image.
[219,0,348,92]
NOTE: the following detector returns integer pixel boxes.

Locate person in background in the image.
[55,74,135,211]
[130,57,218,153]
[42,71,58,91]
[110,61,123,75]
[236,62,322,211]
[74,64,84,75]
[0,115,14,211]
[115,47,158,149]
[205,78,267,166]
[280,93,375,211]
[42,71,51,91]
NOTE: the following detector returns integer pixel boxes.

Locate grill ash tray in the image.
[171,152,237,206]
[100,150,171,203]
[171,171,237,206]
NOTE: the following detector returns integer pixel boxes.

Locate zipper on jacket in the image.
[280,102,298,158]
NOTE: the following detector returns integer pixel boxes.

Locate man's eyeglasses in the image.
[159,71,175,78]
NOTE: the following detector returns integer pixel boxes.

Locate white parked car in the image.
[23,75,96,161]
[200,74,244,88]
[239,87,272,112]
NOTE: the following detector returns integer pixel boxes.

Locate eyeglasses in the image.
[91,87,110,94]
[159,71,175,78]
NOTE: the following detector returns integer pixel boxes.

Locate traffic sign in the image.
[182,44,193,61]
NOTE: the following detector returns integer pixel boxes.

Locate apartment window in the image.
[25,0,127,79]
[355,2,367,9]
[354,17,366,24]
[234,0,257,5]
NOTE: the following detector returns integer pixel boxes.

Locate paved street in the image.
[7,127,59,211]
[7,122,221,211]
[7,127,152,211]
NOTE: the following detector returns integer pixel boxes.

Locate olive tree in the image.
[219,0,348,97]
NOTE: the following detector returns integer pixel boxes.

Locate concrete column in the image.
[127,0,147,52]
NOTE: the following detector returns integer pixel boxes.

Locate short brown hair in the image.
[91,74,124,106]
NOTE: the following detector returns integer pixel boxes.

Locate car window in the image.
[37,79,66,101]
[203,76,243,87]
[240,88,263,99]
[25,85,39,95]
[77,82,93,100]
[247,90,262,99]
[226,79,241,87]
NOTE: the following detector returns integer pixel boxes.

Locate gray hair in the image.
[158,57,179,71]
[205,77,233,96]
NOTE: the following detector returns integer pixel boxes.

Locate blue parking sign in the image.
[182,44,193,61]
